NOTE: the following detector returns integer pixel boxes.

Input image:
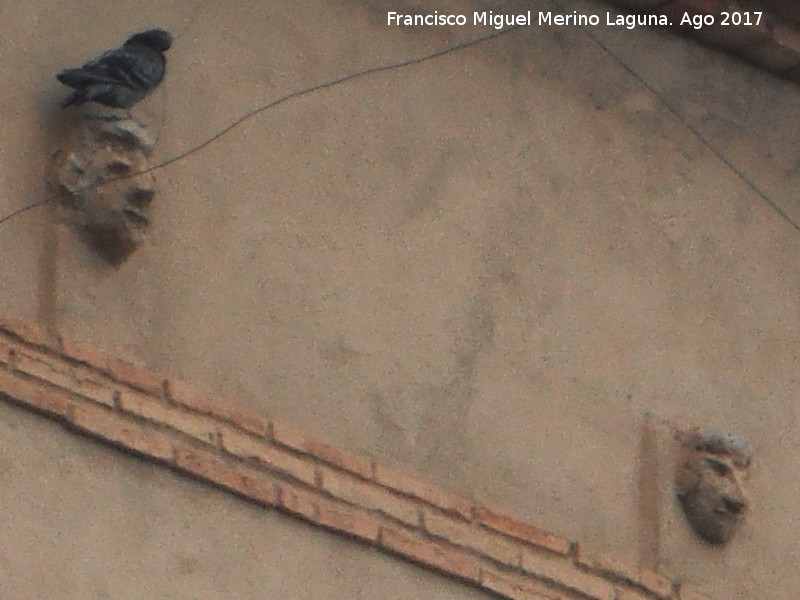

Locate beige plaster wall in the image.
[1,0,798,598]
[0,400,493,600]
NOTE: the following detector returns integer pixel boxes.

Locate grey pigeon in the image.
[57,28,173,109]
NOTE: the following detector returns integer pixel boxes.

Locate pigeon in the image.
[57,28,173,109]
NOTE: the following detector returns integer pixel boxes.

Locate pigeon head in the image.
[125,28,173,52]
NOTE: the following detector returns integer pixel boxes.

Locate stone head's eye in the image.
[704,457,731,476]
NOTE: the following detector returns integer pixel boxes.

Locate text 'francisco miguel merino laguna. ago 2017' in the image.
[387,10,764,31]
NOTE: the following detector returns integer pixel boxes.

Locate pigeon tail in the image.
[60,91,84,108]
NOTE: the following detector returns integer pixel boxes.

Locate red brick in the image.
[60,339,112,373]
[473,506,572,555]
[239,472,280,507]
[0,336,40,370]
[67,370,117,408]
[315,497,381,542]
[119,389,218,445]
[174,443,242,492]
[0,368,74,419]
[276,482,318,520]
[379,525,481,583]
[270,421,307,452]
[575,549,673,598]
[305,439,373,480]
[165,377,269,437]
[70,403,173,461]
[60,338,165,397]
[319,465,420,527]
[12,349,116,408]
[269,419,307,448]
[0,335,14,366]
[105,356,165,397]
[173,443,279,506]
[221,406,269,438]
[0,316,53,349]
[423,509,520,567]
[480,566,565,600]
[12,350,73,388]
[374,463,473,519]
[521,548,616,600]
[174,443,236,487]
[218,425,318,486]
[271,421,373,479]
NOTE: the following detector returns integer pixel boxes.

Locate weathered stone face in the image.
[675,430,752,545]
[50,117,156,265]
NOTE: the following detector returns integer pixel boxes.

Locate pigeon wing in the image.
[82,46,165,90]
[57,67,108,89]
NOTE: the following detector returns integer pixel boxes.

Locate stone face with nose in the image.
[675,430,752,545]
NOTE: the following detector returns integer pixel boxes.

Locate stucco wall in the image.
[0,400,493,600]
[1,0,798,598]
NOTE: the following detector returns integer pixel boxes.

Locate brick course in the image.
[0,325,707,600]
[0,367,75,420]
[70,402,174,462]
[521,548,617,600]
[379,525,483,583]
[272,420,373,479]
[318,464,421,527]
[218,424,318,486]
[165,377,270,437]
[474,505,573,555]
[480,566,566,600]
[422,509,521,567]
[315,498,381,542]
[374,462,474,519]
[575,548,674,598]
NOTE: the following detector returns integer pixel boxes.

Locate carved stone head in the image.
[675,429,752,545]
[50,117,156,265]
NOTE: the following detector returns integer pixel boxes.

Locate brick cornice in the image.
[0,317,708,600]
[609,0,800,80]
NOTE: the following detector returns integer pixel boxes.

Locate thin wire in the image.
[0,25,521,228]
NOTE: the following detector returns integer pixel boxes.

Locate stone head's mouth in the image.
[713,498,746,520]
